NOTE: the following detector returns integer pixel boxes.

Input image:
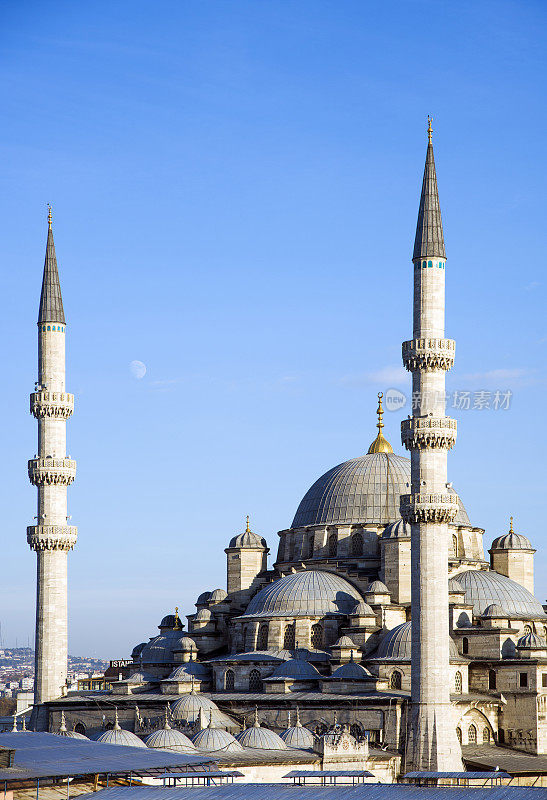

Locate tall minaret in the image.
[400,120,462,770]
[28,208,77,719]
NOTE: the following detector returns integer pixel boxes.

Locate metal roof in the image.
[404,772,511,780]
[38,225,65,324]
[413,137,446,260]
[284,770,374,777]
[74,785,547,800]
[451,570,546,618]
[291,453,468,528]
[0,732,210,784]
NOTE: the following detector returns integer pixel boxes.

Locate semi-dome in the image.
[145,719,197,752]
[237,716,287,750]
[241,570,363,618]
[374,622,459,661]
[193,725,243,753]
[140,630,186,665]
[517,632,546,649]
[331,660,372,680]
[291,453,469,528]
[270,658,320,680]
[451,571,546,619]
[382,519,411,539]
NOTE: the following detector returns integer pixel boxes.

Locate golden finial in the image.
[427,116,433,144]
[509,516,514,533]
[245,515,251,533]
[47,204,52,229]
[367,392,394,454]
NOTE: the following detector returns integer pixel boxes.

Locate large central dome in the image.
[292,452,470,528]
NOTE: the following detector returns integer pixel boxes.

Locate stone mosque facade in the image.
[31,128,547,779]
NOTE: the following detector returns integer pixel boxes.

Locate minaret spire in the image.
[413,118,446,262]
[401,123,461,770]
[38,206,65,325]
[29,214,77,728]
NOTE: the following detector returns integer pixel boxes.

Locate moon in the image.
[129,360,146,380]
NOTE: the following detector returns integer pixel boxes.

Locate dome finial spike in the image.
[295,706,301,727]
[47,203,52,229]
[367,392,393,454]
[427,115,433,144]
[286,710,291,729]
[509,516,514,533]
[253,706,260,727]
[113,707,121,731]
[245,515,251,533]
[59,710,67,733]
[164,707,171,730]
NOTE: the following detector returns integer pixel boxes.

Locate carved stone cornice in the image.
[28,457,77,486]
[400,493,459,524]
[402,338,455,371]
[401,416,457,451]
[30,391,74,419]
[27,525,78,551]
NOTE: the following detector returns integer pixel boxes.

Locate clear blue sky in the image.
[0,1,546,658]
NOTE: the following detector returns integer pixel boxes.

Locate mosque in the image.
[26,126,547,781]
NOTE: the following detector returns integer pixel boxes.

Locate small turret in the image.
[225,516,268,598]
[489,517,535,593]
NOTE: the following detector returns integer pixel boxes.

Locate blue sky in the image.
[0,1,546,658]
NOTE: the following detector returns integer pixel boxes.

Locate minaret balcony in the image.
[401,417,457,451]
[27,525,78,552]
[30,391,74,419]
[400,493,459,524]
[402,338,455,371]
[28,457,77,486]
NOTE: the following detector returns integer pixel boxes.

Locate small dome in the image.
[195,609,212,622]
[366,580,389,594]
[123,672,154,684]
[193,726,243,752]
[159,614,182,630]
[491,533,533,551]
[452,570,545,618]
[375,622,459,661]
[95,714,146,748]
[242,570,363,618]
[333,636,356,648]
[140,630,187,665]
[174,637,197,652]
[331,660,372,680]
[209,589,228,603]
[229,517,267,549]
[270,658,320,680]
[350,601,375,616]
[196,591,212,606]
[131,642,146,660]
[237,717,287,750]
[281,724,315,749]
[145,720,196,753]
[382,519,411,539]
[168,661,210,681]
[57,712,88,739]
[517,632,546,649]
[482,604,507,618]
[171,692,220,725]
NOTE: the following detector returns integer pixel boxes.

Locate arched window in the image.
[422,260,427,269]
[455,671,462,693]
[257,624,269,651]
[351,532,364,557]
[468,724,477,744]
[74,722,86,735]
[483,727,491,743]
[306,533,314,558]
[451,534,458,558]
[283,622,296,650]
[390,670,402,690]
[462,637,469,655]
[328,534,337,558]
[489,669,496,690]
[311,623,323,649]
[249,669,262,692]
[456,727,462,744]
[524,625,532,635]
[428,260,433,268]
[225,669,235,691]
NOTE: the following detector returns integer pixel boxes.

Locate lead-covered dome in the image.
[374,622,459,661]
[451,571,546,618]
[145,722,196,753]
[241,570,363,618]
[291,453,469,528]
[491,532,534,551]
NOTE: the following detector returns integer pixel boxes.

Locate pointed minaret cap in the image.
[413,117,446,261]
[367,393,393,454]
[38,205,66,325]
